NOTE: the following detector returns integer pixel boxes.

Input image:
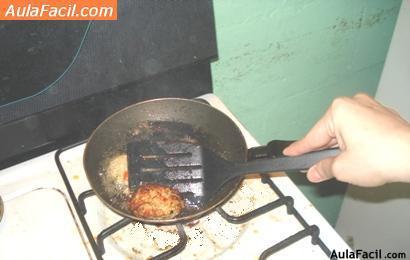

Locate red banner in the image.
[0,0,117,20]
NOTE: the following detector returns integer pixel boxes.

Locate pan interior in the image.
[83,99,247,223]
[103,121,233,217]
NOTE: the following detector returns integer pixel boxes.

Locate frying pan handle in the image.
[266,140,295,157]
[248,140,295,160]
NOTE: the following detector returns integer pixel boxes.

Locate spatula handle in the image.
[233,147,341,176]
[269,148,341,172]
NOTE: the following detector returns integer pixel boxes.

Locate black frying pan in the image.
[83,98,337,225]
[83,98,248,225]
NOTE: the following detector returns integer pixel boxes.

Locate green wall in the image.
[211,0,401,226]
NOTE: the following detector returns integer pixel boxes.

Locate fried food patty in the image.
[128,184,184,219]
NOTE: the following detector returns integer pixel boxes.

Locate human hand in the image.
[283,93,410,187]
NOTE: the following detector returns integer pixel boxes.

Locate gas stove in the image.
[0,94,351,259]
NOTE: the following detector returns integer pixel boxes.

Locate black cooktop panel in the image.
[0,0,217,124]
[0,21,88,106]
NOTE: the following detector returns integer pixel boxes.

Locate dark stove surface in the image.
[0,63,213,170]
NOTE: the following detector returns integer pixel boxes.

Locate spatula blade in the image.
[127,140,205,206]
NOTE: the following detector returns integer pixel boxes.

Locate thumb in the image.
[306,157,336,183]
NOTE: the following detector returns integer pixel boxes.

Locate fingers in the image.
[353,93,378,107]
[306,157,336,182]
[283,109,336,156]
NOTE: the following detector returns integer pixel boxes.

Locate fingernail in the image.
[308,166,321,182]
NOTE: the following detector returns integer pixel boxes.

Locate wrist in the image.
[391,127,410,183]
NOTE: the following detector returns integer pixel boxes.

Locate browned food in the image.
[128,184,184,219]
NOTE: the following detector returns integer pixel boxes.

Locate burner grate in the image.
[215,175,332,259]
[55,140,336,260]
[56,141,187,260]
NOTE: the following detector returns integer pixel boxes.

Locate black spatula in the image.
[127,140,340,199]
[127,140,206,206]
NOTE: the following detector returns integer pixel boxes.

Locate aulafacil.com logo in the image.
[0,0,117,20]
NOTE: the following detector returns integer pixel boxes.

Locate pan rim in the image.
[83,97,248,225]
[0,195,3,223]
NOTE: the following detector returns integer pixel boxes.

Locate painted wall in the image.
[336,0,410,251]
[211,0,401,226]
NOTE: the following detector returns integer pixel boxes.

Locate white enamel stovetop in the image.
[0,94,351,260]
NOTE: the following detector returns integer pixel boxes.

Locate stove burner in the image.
[55,141,336,260]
